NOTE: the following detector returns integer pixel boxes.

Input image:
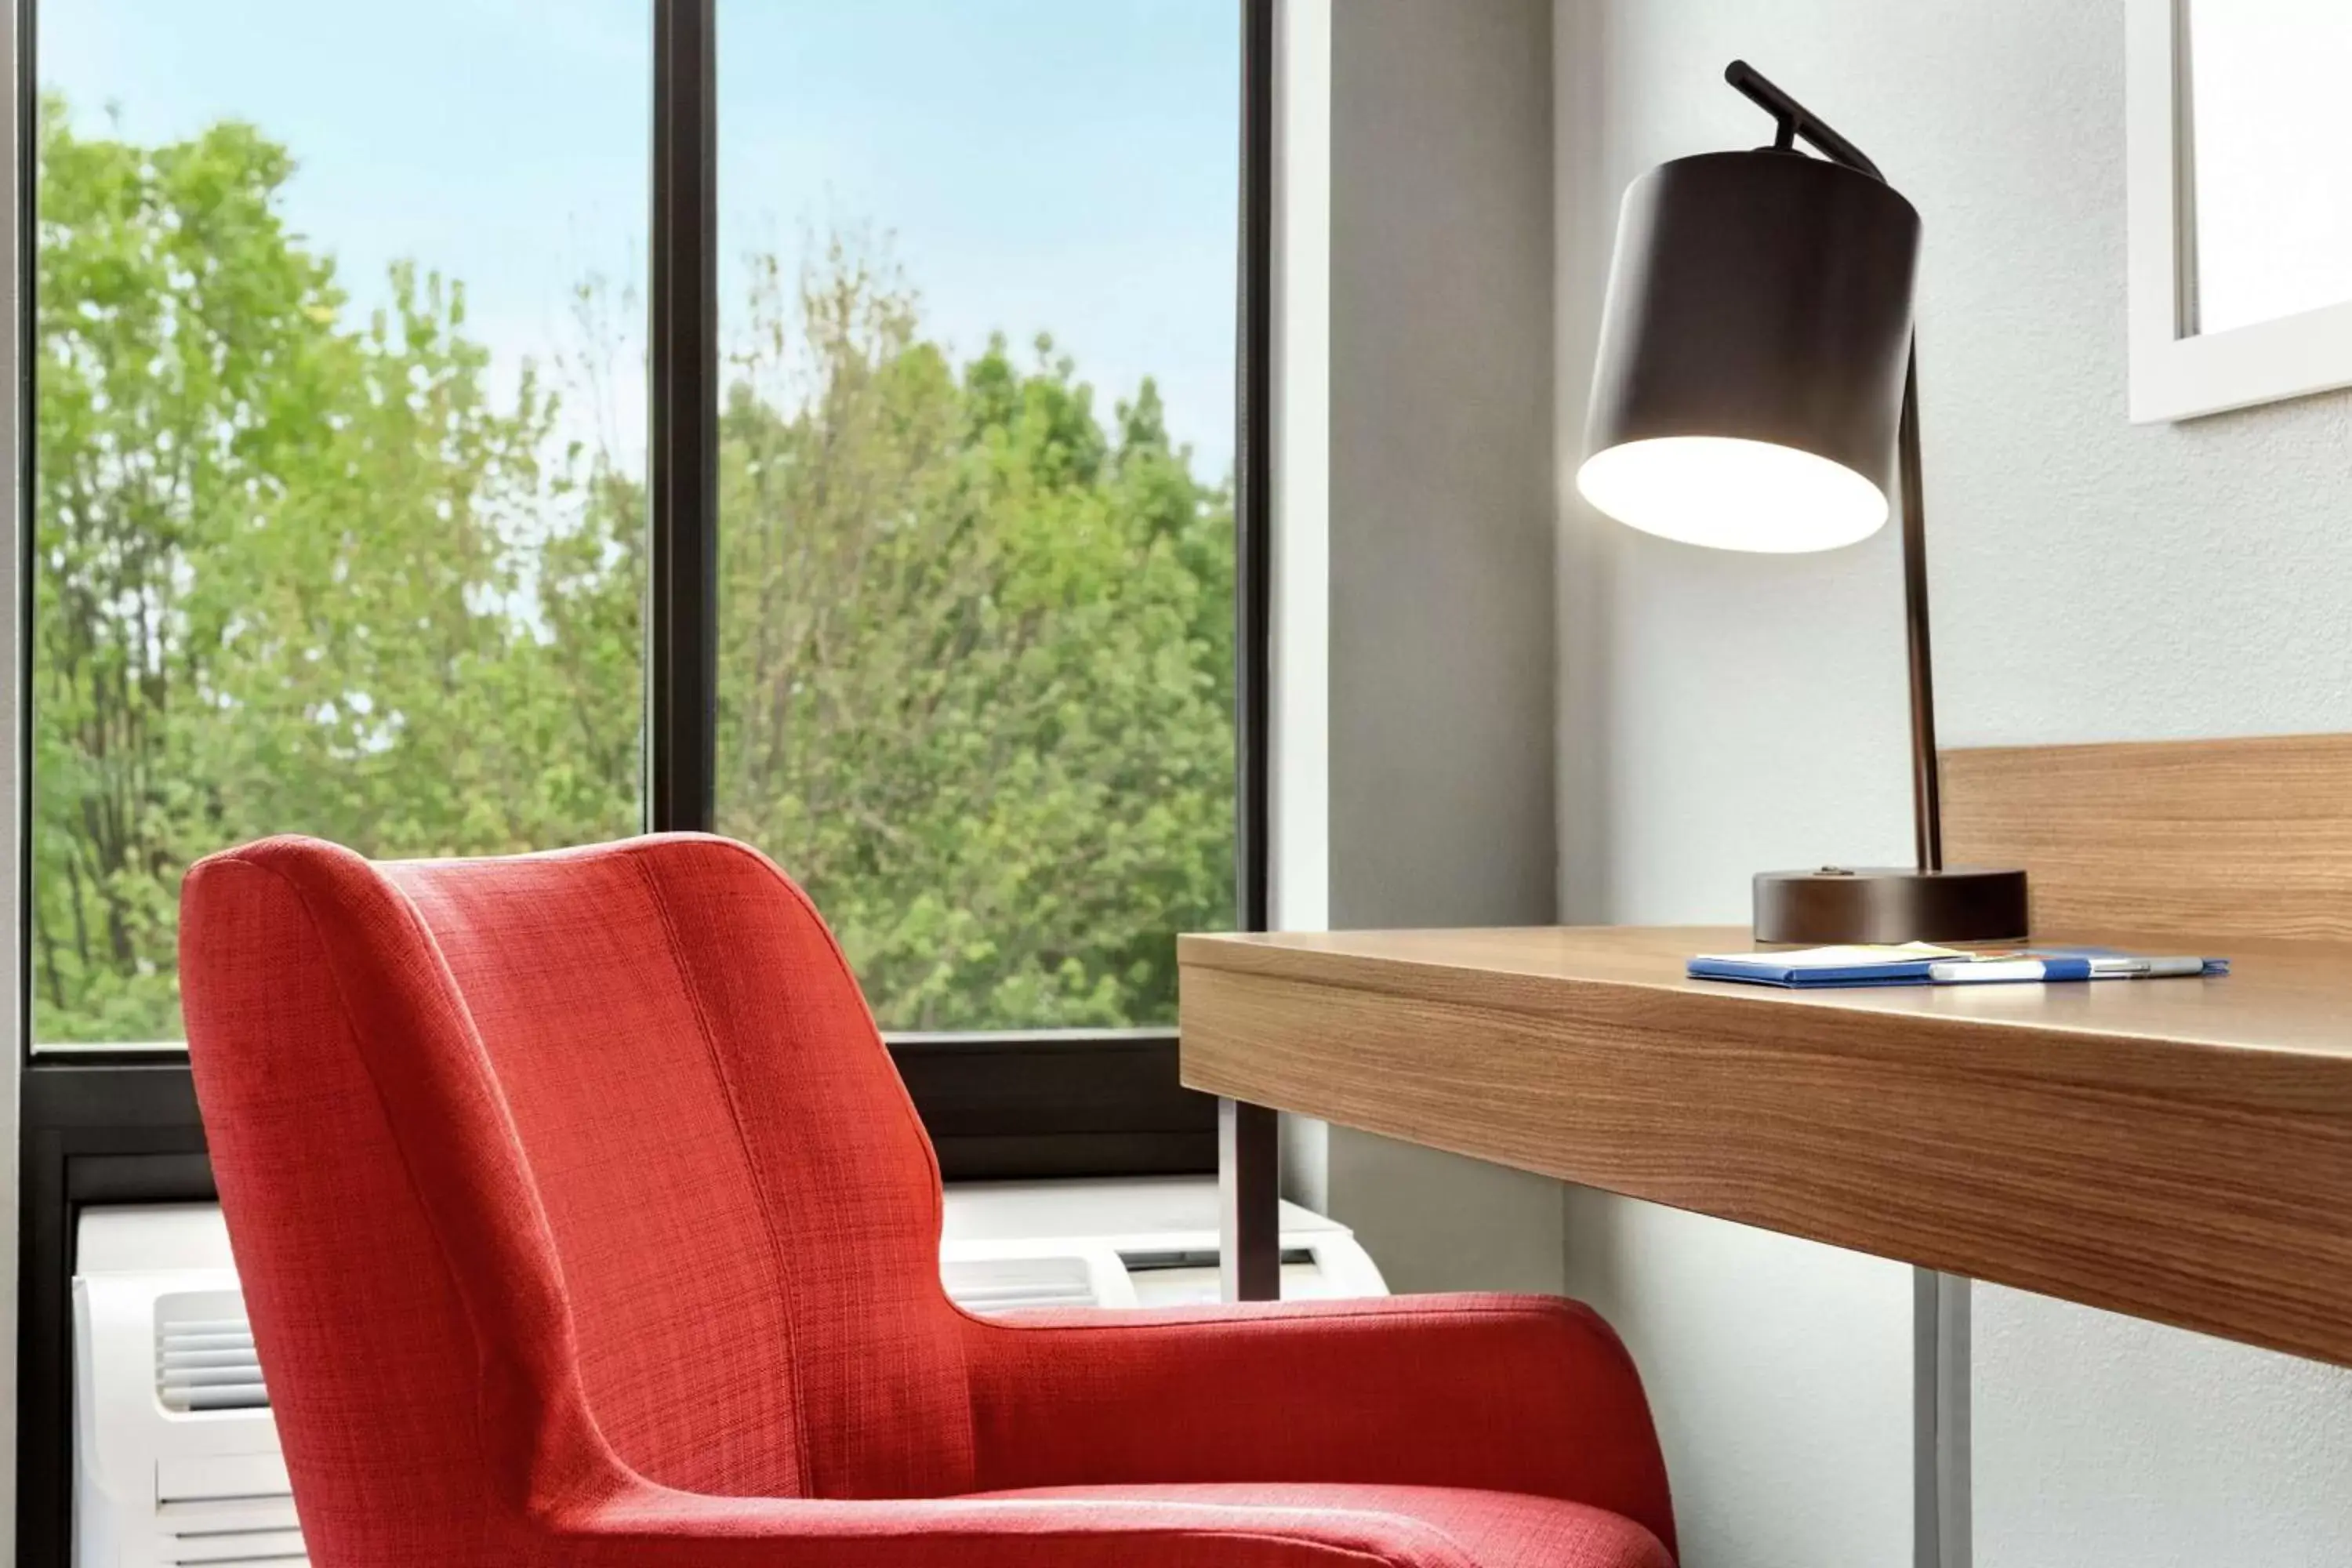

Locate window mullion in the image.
[648,0,720,834]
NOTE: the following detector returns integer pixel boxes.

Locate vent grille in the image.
[942,1255,1099,1313]
[165,1524,305,1567]
[1120,1247,1313,1272]
[157,1304,268,1414]
[941,1247,1323,1314]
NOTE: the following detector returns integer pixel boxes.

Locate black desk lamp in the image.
[1577,60,2028,944]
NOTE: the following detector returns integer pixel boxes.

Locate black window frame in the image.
[11,2,1274,1562]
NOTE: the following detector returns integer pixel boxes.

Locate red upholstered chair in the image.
[179,833,1675,1568]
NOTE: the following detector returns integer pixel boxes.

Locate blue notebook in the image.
[1689,944,2230,989]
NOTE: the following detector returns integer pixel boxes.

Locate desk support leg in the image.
[1914,1269,1972,1568]
[1218,1098,1281,1301]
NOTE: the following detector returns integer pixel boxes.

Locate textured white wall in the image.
[1554,5,1920,1563]
[1271,0,1332,1213]
[1272,0,1330,948]
[1561,1186,1916,1568]
[1312,0,1573,1296]
[1556,1,2352,1564]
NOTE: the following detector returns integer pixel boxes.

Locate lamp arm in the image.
[1898,346,1944,873]
[1723,60,1885,183]
[1722,60,1940,873]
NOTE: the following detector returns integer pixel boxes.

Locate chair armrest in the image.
[960,1294,1673,1555]
[549,1481,1482,1567]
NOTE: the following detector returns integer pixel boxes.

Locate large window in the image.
[16,9,1265,1558]
[713,4,1240,1031]
[27,1,1241,1050]
[31,0,652,1047]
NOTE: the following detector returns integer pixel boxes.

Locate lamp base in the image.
[1754,866,2029,945]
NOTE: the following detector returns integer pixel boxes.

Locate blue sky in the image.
[42,0,1240,477]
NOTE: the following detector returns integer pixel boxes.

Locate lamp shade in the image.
[1577,149,1921,553]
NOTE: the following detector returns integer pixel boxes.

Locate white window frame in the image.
[2126,0,2352,423]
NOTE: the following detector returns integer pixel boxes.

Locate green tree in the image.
[32,101,637,1040]
[32,104,1234,1044]
[715,246,1235,1029]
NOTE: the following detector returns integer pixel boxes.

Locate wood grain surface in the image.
[1942,731,2352,942]
[1178,924,2352,1367]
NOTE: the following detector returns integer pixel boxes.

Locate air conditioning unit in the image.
[938,1177,1388,1312]
[74,1207,300,1568]
[74,1181,1385,1566]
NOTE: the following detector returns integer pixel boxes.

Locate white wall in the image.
[1555,2,2352,1565]
[1273,0,1573,1293]
[1270,0,1333,1214]
[1552,6,1918,1562]
[1326,0,1558,935]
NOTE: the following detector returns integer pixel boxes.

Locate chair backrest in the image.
[180,834,975,1562]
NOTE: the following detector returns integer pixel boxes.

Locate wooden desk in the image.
[1179,924,2352,1369]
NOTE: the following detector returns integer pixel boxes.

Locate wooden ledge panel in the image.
[1943,731,2352,943]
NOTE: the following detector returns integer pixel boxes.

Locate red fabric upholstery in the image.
[968,1487,1673,1568]
[180,834,1675,1567]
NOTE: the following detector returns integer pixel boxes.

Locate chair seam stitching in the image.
[626,851,819,1497]
[658,837,979,1491]
[681,838,948,1243]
